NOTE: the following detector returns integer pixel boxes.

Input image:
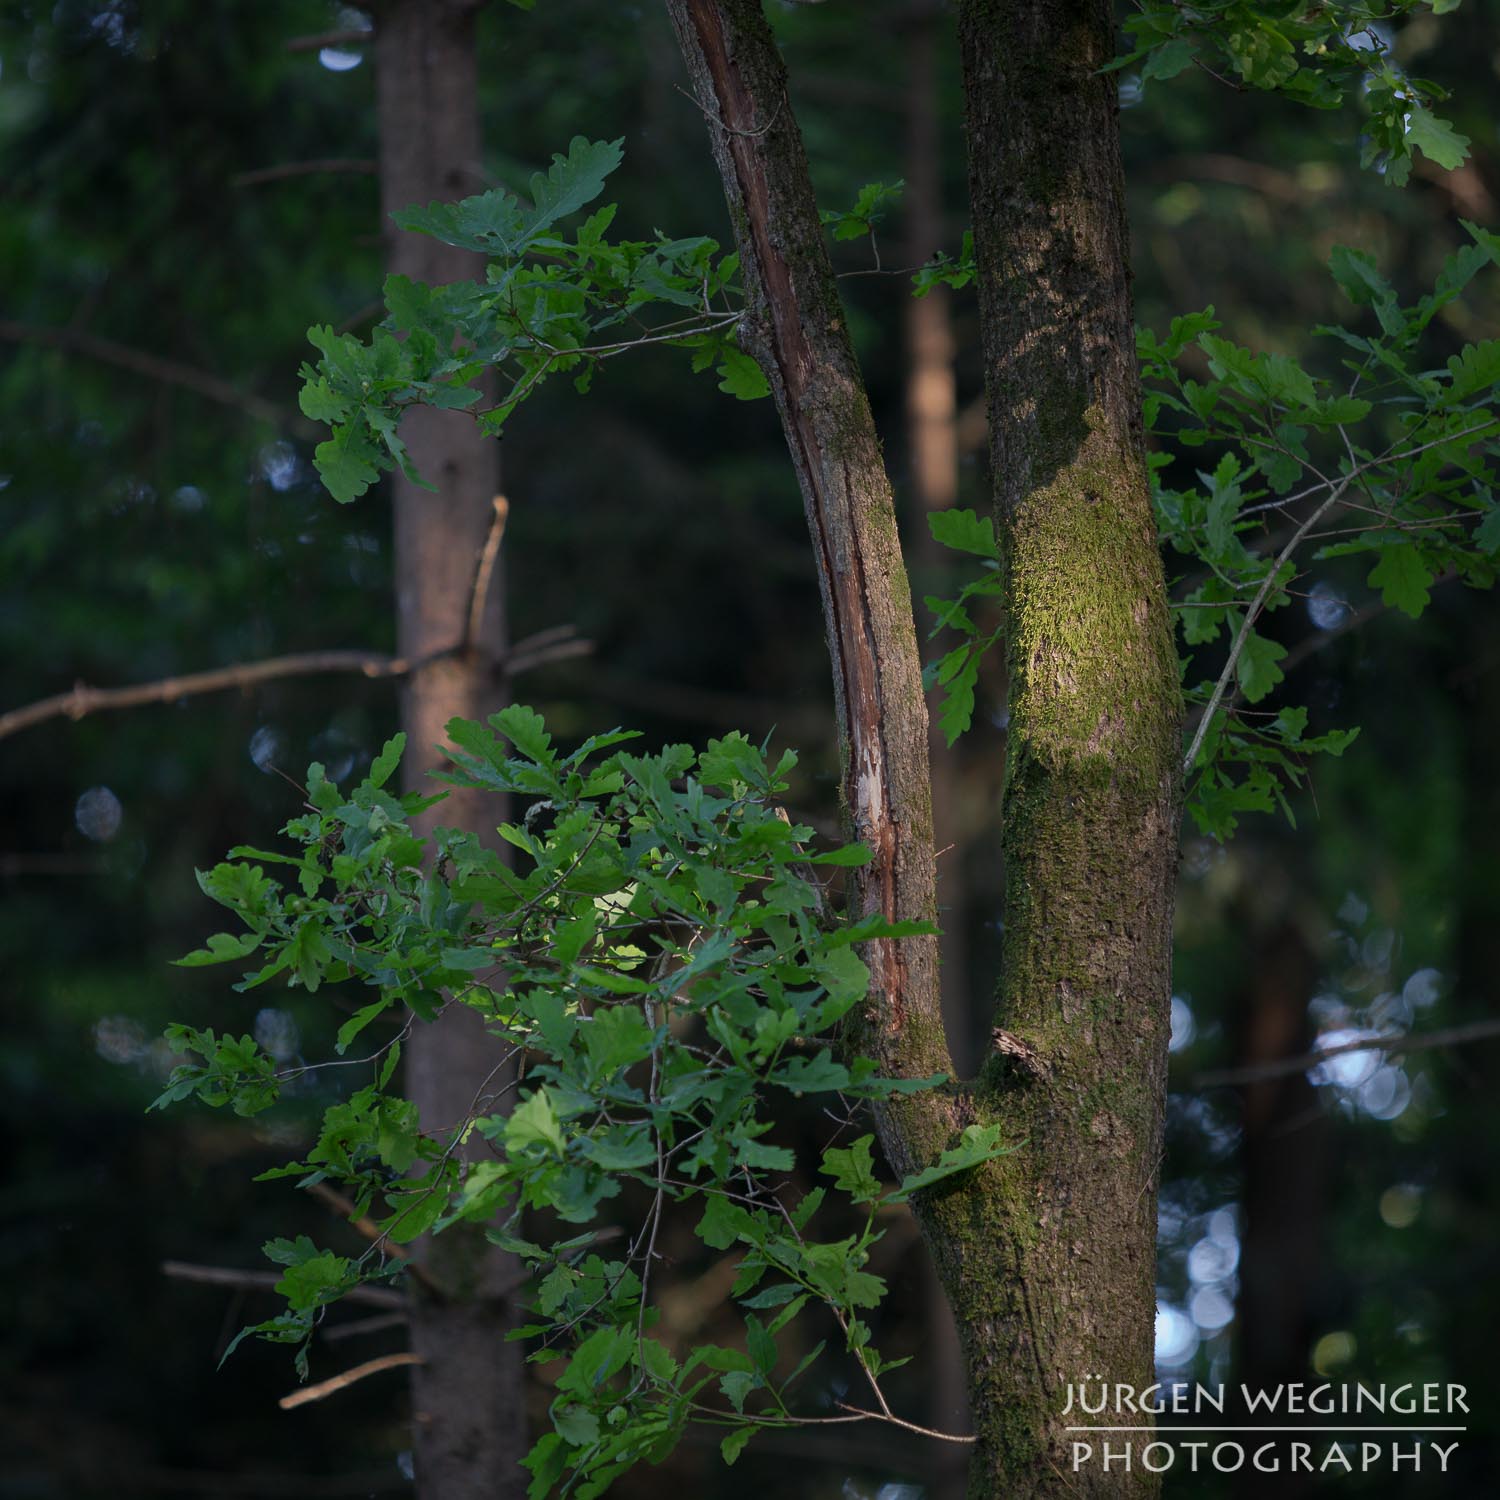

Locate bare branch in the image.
[505,636,594,676]
[160,1260,404,1309]
[0,320,289,426]
[285,29,372,53]
[320,1311,409,1342]
[1183,473,1349,774]
[233,158,378,189]
[464,495,510,654]
[304,1181,447,1299]
[0,627,589,743]
[1191,1018,1500,1090]
[278,1352,423,1410]
[1,650,413,743]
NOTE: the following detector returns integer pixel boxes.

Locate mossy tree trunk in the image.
[377,4,528,1496]
[669,2,1182,1496]
[950,1,1182,1493]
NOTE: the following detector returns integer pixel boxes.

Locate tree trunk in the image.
[664,0,953,1133]
[376,4,527,1495]
[953,2,1182,1492]
[1232,913,1326,1500]
[902,3,972,1073]
[669,3,1182,1496]
[900,16,971,1487]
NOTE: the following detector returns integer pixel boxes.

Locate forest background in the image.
[3,1,1499,1497]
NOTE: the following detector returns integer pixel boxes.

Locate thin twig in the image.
[1238,422,1498,520]
[1191,1017,1500,1089]
[686,1398,973,1444]
[1182,472,1349,774]
[0,320,288,425]
[320,1311,409,1342]
[464,495,510,653]
[505,637,593,675]
[350,1046,523,1272]
[160,1260,404,1309]
[285,29,372,53]
[832,1400,976,1444]
[0,627,587,743]
[304,1182,449,1299]
[278,1352,423,1410]
[673,81,785,138]
[233,158,378,188]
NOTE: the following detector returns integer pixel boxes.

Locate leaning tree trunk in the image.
[668,2,1181,1496]
[663,0,954,1133]
[376,4,527,1496]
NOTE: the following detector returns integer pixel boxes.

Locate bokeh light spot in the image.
[75,785,123,842]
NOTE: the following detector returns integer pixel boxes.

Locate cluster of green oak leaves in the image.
[926,217,1500,836]
[157,716,1007,1492]
[158,2,1500,1493]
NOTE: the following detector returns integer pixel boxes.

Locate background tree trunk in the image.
[900,13,971,1486]
[1232,912,1326,1500]
[947,1,1183,1493]
[376,3,527,1495]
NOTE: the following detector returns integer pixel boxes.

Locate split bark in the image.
[669,2,1183,1495]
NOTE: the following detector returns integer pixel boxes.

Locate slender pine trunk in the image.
[376,4,527,1495]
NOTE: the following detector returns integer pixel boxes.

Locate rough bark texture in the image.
[376,4,527,1496]
[669,3,1181,1495]
[665,0,954,1160]
[954,1,1183,1493]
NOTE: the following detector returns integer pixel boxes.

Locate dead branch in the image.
[278,1352,423,1410]
[1190,1017,1500,1089]
[160,1260,404,1309]
[464,495,510,653]
[0,320,288,425]
[0,626,588,743]
[233,158,378,188]
[285,30,372,53]
[321,1311,409,1342]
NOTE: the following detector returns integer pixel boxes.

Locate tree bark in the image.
[900,16,972,1488]
[664,0,954,1137]
[953,2,1182,1492]
[902,4,972,1073]
[376,4,527,1496]
[1231,913,1326,1500]
[669,3,1182,1496]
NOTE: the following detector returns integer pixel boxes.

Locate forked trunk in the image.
[670,2,1182,1495]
